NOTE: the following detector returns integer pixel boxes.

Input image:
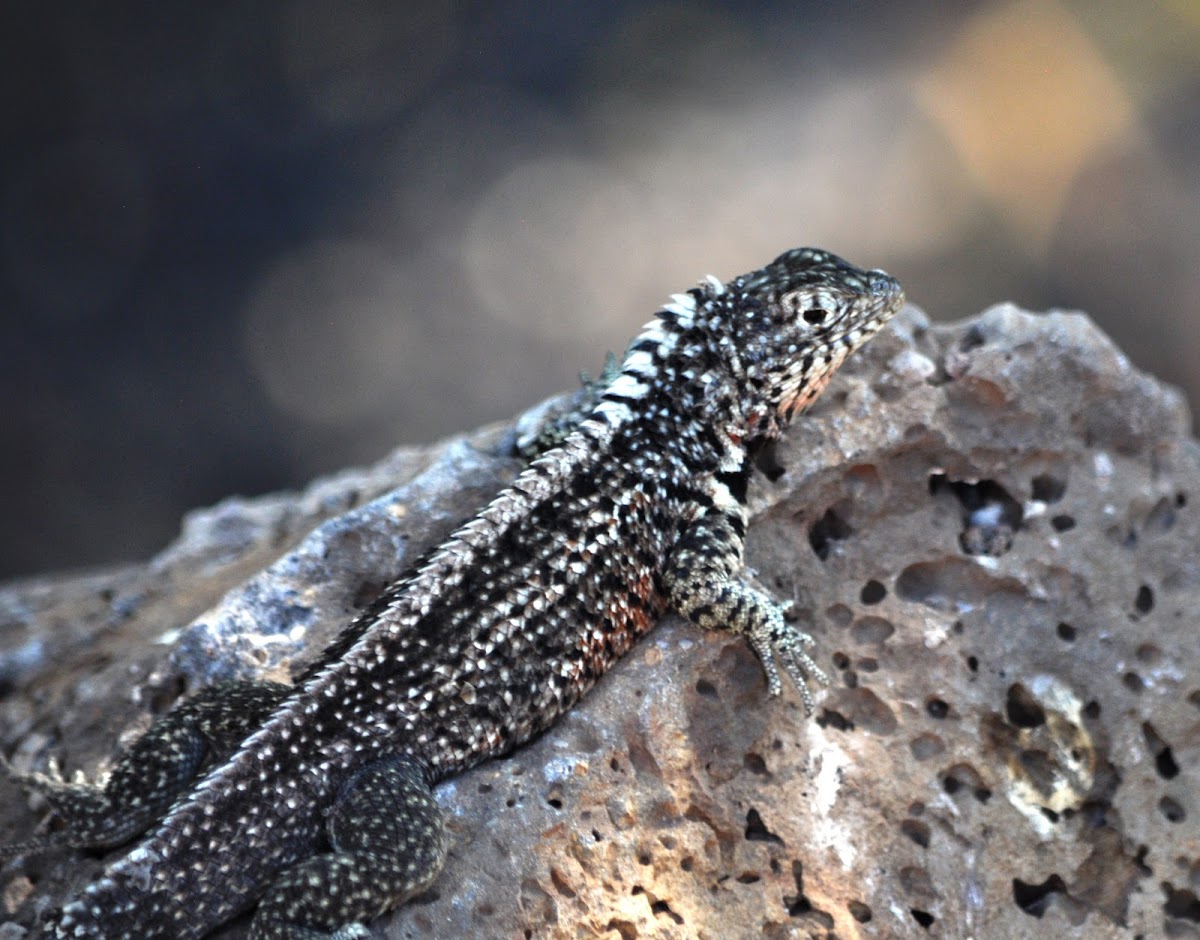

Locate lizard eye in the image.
[803,307,829,326]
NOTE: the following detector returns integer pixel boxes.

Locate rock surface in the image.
[2,304,1199,939]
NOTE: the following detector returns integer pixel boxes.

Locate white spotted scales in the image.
[2,248,904,938]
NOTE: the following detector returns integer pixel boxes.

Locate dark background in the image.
[3,1,1199,579]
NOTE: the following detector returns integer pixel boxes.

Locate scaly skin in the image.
[2,247,904,938]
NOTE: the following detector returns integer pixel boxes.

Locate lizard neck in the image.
[585,291,763,474]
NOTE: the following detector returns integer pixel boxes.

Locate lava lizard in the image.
[2,247,904,938]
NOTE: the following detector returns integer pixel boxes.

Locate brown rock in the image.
[2,303,1198,939]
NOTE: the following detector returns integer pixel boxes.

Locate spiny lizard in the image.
[2,247,904,938]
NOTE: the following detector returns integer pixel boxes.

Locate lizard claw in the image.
[745,608,829,714]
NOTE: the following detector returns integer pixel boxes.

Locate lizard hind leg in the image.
[1,679,289,858]
[249,753,449,940]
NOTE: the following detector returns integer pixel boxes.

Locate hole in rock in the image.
[1143,722,1181,779]
[1135,585,1154,615]
[930,474,1023,557]
[808,508,853,561]
[901,819,930,848]
[817,709,854,732]
[851,616,894,645]
[910,909,935,929]
[1030,474,1067,503]
[650,899,683,925]
[1006,684,1046,728]
[860,580,887,604]
[1163,884,1200,923]
[1013,874,1067,918]
[744,809,783,845]
[1159,796,1185,823]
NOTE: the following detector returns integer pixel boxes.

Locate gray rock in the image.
[2,304,1197,939]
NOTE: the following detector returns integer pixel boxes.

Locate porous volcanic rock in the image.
[2,304,1198,939]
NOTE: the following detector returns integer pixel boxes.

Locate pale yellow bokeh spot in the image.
[918,0,1135,249]
[1162,0,1200,30]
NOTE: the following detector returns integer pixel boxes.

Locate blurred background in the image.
[2,0,1198,579]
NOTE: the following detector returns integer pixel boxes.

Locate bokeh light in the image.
[1,1,1198,577]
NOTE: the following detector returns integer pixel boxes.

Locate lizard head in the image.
[701,247,905,441]
[595,248,903,454]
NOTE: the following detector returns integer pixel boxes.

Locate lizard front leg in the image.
[661,492,829,713]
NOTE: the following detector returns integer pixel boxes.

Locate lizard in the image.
[1,247,904,938]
